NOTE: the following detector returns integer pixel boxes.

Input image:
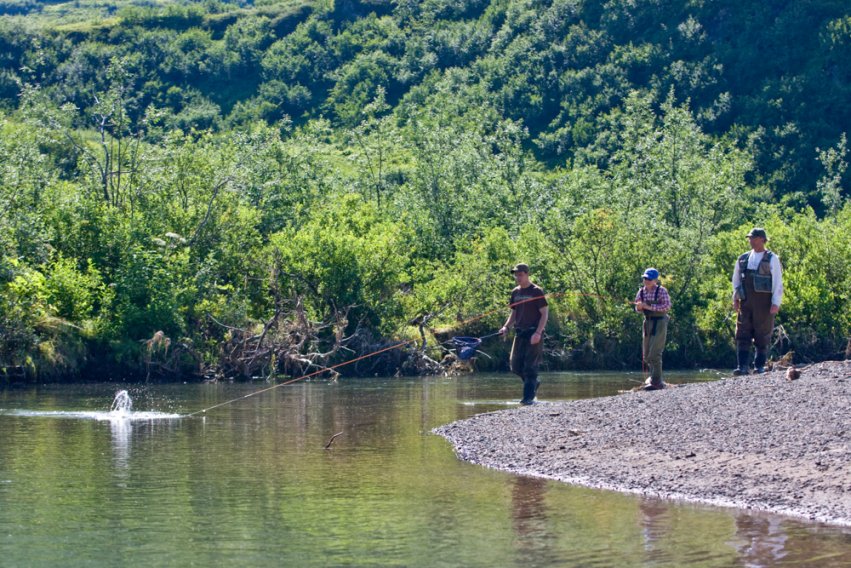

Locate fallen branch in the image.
[324,431,344,450]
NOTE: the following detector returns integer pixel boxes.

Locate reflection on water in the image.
[108,390,133,476]
[640,498,672,555]
[732,514,790,567]
[110,418,132,474]
[511,476,558,565]
[0,372,849,567]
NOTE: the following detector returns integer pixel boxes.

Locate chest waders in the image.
[641,286,667,335]
[735,252,775,373]
[511,326,542,404]
[640,286,668,387]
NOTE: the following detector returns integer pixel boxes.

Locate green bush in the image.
[44,255,109,324]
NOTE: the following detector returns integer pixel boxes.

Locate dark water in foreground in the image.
[1,371,849,567]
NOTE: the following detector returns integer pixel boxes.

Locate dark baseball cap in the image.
[746,228,768,239]
[510,263,530,274]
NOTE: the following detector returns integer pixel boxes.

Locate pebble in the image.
[434,360,851,526]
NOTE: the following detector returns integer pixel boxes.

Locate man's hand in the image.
[770,304,780,314]
[530,331,542,345]
[733,297,740,311]
[635,301,645,311]
[498,326,507,336]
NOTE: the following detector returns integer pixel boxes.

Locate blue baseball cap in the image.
[642,268,659,280]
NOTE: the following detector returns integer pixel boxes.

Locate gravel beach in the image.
[434,360,851,526]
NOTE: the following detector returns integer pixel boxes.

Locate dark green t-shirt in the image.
[510,283,547,329]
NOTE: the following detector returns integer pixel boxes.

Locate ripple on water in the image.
[0,410,183,420]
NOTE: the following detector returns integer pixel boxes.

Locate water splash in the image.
[110,390,133,414]
[0,389,181,420]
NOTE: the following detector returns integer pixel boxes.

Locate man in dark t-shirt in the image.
[498,263,549,405]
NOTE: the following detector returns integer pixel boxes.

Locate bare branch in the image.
[324,431,344,449]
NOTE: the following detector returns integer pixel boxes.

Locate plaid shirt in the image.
[635,285,671,313]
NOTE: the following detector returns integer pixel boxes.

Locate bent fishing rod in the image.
[186,290,632,416]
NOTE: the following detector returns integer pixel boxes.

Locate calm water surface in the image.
[1,371,850,567]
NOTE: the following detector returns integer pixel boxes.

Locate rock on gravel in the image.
[434,360,851,526]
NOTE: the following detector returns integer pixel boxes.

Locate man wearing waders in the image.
[634,268,671,390]
[732,228,783,375]
[499,263,549,405]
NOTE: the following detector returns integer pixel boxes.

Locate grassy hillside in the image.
[1,0,849,381]
[3,0,847,200]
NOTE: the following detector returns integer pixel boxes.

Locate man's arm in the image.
[770,255,783,313]
[635,289,645,312]
[531,306,548,345]
[499,310,516,335]
[732,257,743,310]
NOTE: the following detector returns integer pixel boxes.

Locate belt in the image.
[514,327,538,339]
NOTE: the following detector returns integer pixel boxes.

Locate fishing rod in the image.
[186,290,636,416]
[185,299,547,416]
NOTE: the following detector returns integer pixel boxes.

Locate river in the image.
[1,371,849,567]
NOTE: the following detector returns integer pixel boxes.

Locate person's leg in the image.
[510,337,525,378]
[645,319,667,387]
[752,310,776,373]
[642,320,651,376]
[734,306,755,375]
[520,339,543,404]
[512,337,533,402]
[734,344,751,374]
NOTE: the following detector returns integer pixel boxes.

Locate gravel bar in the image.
[434,360,851,526]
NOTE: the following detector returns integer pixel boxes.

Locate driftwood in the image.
[201,258,364,380]
[324,431,344,449]
[401,307,452,376]
[206,299,359,381]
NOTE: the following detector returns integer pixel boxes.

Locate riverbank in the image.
[434,360,851,526]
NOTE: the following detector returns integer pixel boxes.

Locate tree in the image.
[44,57,146,209]
[349,86,396,207]
[816,133,848,216]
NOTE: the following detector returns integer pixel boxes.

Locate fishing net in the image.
[451,336,482,360]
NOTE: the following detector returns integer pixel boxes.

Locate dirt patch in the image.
[434,360,851,526]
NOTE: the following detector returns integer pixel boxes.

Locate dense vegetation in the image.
[1,0,849,382]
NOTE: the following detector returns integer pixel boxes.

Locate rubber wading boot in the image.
[642,377,665,391]
[521,379,537,405]
[754,351,767,374]
[732,350,750,376]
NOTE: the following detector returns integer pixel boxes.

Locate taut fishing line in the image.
[186,340,414,416]
[186,291,630,416]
